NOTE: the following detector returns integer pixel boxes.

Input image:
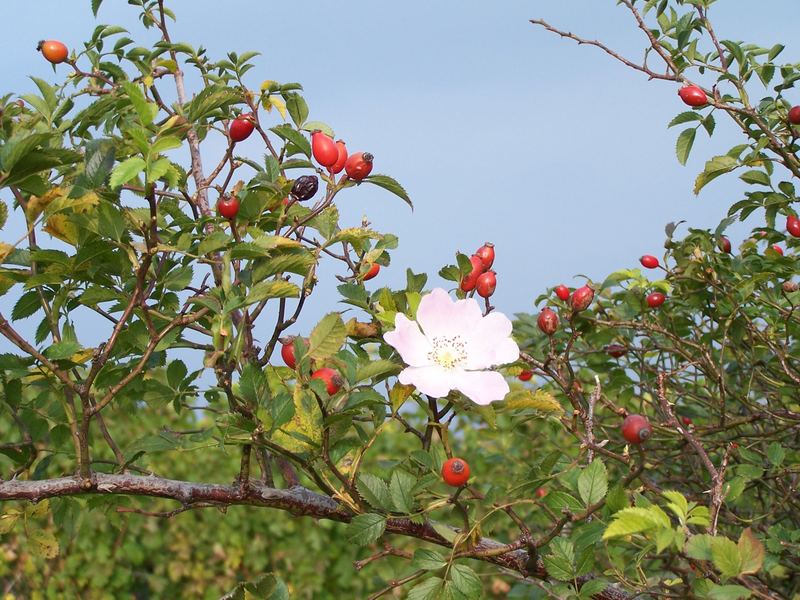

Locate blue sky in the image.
[1,0,798,347]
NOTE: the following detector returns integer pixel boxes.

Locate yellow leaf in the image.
[0,242,13,263]
[260,80,276,91]
[502,389,563,413]
[389,382,414,413]
[29,529,59,559]
[738,527,765,575]
[69,348,95,364]
[0,274,14,296]
[26,187,64,221]
[268,96,287,120]
[43,214,80,245]
[67,191,100,215]
[273,385,322,452]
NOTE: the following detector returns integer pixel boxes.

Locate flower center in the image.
[428,335,467,370]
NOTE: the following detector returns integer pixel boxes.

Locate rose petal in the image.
[384,313,433,367]
[398,365,454,398]
[416,288,482,339]
[464,310,519,369]
[452,370,510,405]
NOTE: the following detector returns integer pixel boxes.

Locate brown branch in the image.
[0,473,627,598]
[0,314,81,396]
[530,19,678,82]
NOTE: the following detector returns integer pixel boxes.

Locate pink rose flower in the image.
[384,288,519,405]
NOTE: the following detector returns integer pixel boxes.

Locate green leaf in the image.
[676,127,696,166]
[577,458,608,507]
[43,341,81,361]
[363,174,413,208]
[244,280,300,305]
[766,442,785,467]
[30,77,57,113]
[603,507,664,539]
[122,82,158,126]
[97,200,126,241]
[150,135,183,155]
[356,473,392,510]
[186,85,241,122]
[83,140,115,188]
[166,359,188,389]
[355,359,402,383]
[92,0,104,16]
[407,577,443,600]
[301,121,334,138]
[707,584,753,600]
[239,362,269,406]
[109,157,146,189]
[162,265,193,291]
[543,491,584,513]
[711,536,743,580]
[694,155,738,195]
[543,538,575,581]
[739,170,771,186]
[738,528,764,575]
[668,111,703,127]
[412,549,447,571]
[12,290,42,321]
[605,484,628,513]
[662,490,688,522]
[449,564,482,598]
[270,124,311,158]
[389,469,416,513]
[578,579,609,600]
[284,93,308,127]
[686,533,715,561]
[198,231,231,255]
[345,513,385,546]
[768,44,785,61]
[307,312,346,361]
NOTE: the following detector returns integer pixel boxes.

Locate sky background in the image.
[1,0,798,352]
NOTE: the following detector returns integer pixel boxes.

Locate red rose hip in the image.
[229,113,255,142]
[719,237,732,254]
[363,263,380,281]
[771,245,784,256]
[787,215,800,238]
[605,344,627,358]
[311,367,343,395]
[537,308,559,336]
[640,255,659,269]
[311,131,338,167]
[570,285,594,312]
[344,152,373,181]
[460,254,485,292]
[789,106,800,125]
[38,40,69,64]
[475,242,495,270]
[518,370,533,382]
[646,292,666,308]
[554,285,570,301]
[678,85,707,107]
[622,414,652,445]
[441,457,470,487]
[330,140,348,174]
[217,195,240,220]
[476,271,496,298]
[281,340,297,369]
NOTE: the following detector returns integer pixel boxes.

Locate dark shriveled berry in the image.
[291,175,319,201]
